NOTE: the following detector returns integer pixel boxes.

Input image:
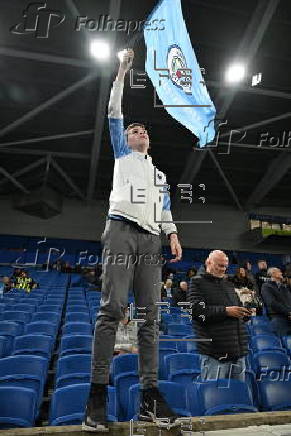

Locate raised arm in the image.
[108,49,134,158]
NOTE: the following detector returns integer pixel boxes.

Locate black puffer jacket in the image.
[187,273,249,361]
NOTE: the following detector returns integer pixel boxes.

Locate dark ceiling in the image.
[0,0,291,212]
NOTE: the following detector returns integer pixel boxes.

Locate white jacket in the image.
[108,80,177,236]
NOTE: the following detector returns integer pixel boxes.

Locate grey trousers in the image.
[91,219,162,388]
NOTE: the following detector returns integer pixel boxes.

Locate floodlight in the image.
[90,40,110,60]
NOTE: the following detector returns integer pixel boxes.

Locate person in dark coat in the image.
[172,281,188,307]
[255,259,268,295]
[261,267,291,336]
[188,250,251,381]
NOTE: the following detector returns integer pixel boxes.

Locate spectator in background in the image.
[186,267,197,281]
[255,259,268,295]
[114,307,138,355]
[172,281,188,307]
[0,277,11,298]
[230,267,254,290]
[243,261,258,293]
[161,279,173,300]
[230,267,258,310]
[261,268,291,336]
[14,271,37,293]
[188,250,251,381]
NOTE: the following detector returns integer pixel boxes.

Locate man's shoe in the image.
[82,384,109,432]
[138,387,178,425]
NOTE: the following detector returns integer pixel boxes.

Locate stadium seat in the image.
[1,311,31,325]
[0,355,48,409]
[253,351,290,374]
[31,312,60,325]
[281,336,291,355]
[65,312,91,324]
[0,387,37,428]
[250,326,274,336]
[159,348,177,380]
[111,354,139,384]
[66,306,89,314]
[38,305,62,313]
[115,373,139,420]
[62,322,92,336]
[0,336,11,358]
[56,354,91,388]
[251,335,283,353]
[164,353,200,383]
[49,383,117,425]
[197,379,257,415]
[128,381,192,421]
[0,321,23,337]
[158,335,178,350]
[25,321,57,338]
[59,335,92,357]
[258,379,291,411]
[12,334,54,359]
[14,303,36,313]
[166,324,193,337]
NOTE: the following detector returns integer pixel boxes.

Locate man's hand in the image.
[169,234,182,263]
[226,306,252,318]
[117,48,134,78]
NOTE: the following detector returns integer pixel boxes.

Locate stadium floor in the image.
[2,414,291,436]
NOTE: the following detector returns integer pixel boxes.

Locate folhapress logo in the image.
[10,2,65,39]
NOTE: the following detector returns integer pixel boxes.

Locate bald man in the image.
[188,250,252,381]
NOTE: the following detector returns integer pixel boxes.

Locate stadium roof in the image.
[0,0,290,212]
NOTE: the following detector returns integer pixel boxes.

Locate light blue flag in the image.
[144,0,216,147]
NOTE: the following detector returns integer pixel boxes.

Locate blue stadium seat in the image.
[59,335,92,357]
[0,321,23,337]
[56,354,91,388]
[65,312,91,324]
[197,379,257,415]
[253,351,290,374]
[158,335,178,350]
[281,336,291,355]
[128,381,192,421]
[164,353,200,383]
[159,348,177,380]
[111,354,138,384]
[62,322,92,336]
[0,355,48,409]
[49,383,117,425]
[12,334,54,359]
[38,305,62,313]
[115,373,139,420]
[166,324,193,337]
[66,306,89,313]
[250,326,274,336]
[66,299,86,305]
[258,380,291,411]
[185,383,203,417]
[25,321,57,338]
[14,304,36,313]
[251,335,283,353]
[174,336,199,354]
[0,336,11,358]
[0,387,37,428]
[31,312,60,324]
[1,311,31,325]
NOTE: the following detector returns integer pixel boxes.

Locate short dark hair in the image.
[126,123,146,135]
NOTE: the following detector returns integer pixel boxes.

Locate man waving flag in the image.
[144,0,216,147]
